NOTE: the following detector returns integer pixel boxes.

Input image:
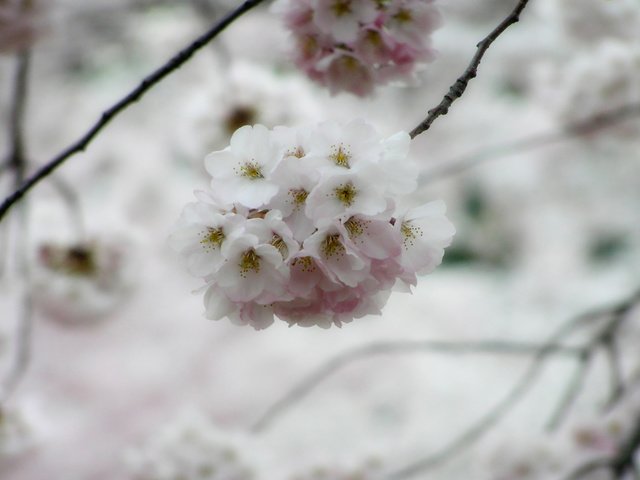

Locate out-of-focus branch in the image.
[1,45,34,406]
[251,338,584,433]
[0,0,266,223]
[409,0,531,139]
[420,103,640,184]
[546,289,640,431]
[251,289,640,479]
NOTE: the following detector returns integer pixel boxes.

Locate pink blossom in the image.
[272,0,442,96]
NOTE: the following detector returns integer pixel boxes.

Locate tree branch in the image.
[409,0,531,139]
[0,0,266,223]
[250,339,582,434]
[420,103,640,184]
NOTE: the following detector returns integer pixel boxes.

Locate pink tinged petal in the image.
[342,217,402,259]
[325,54,375,97]
[400,200,455,274]
[237,302,275,330]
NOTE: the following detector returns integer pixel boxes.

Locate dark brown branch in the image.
[0,0,266,223]
[7,52,31,185]
[409,0,531,139]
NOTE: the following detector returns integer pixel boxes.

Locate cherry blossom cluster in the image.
[170,120,454,329]
[272,0,441,96]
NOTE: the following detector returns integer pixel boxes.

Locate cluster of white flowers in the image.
[32,237,136,324]
[126,410,257,480]
[272,0,441,96]
[170,119,454,329]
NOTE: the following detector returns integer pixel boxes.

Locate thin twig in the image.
[545,349,593,431]
[409,0,531,139]
[0,0,266,223]
[1,46,34,406]
[420,103,640,184]
[250,340,582,433]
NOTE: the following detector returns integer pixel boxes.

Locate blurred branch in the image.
[251,289,640,479]
[0,0,266,223]
[409,0,531,139]
[546,289,640,431]
[251,338,584,433]
[421,103,640,184]
[1,44,34,406]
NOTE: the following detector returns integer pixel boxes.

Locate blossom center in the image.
[344,216,365,238]
[200,227,225,251]
[401,221,422,248]
[333,182,358,206]
[238,161,264,179]
[393,8,413,23]
[287,146,306,158]
[331,0,352,17]
[292,256,316,272]
[271,234,289,259]
[330,144,351,168]
[321,234,345,258]
[289,188,309,207]
[239,249,261,276]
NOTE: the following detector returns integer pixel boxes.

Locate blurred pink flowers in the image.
[272,0,441,96]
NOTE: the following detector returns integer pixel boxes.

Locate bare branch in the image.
[0,0,266,223]
[420,103,640,184]
[409,0,531,139]
[251,339,583,433]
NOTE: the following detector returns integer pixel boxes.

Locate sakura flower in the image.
[126,409,259,480]
[272,0,442,96]
[395,200,455,281]
[205,125,282,209]
[168,201,245,277]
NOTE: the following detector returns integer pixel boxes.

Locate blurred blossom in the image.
[0,0,42,54]
[126,409,259,480]
[176,61,322,164]
[272,0,441,96]
[32,236,136,325]
[536,39,640,131]
[288,457,383,480]
[169,120,454,329]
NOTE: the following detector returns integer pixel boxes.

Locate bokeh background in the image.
[1,0,639,479]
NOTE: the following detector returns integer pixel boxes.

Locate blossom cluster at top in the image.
[272,0,441,96]
[170,119,454,330]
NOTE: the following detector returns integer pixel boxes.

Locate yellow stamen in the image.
[331,0,352,17]
[330,145,351,168]
[200,227,225,251]
[238,161,264,179]
[239,249,261,276]
[401,221,423,249]
[334,182,358,206]
[322,234,345,258]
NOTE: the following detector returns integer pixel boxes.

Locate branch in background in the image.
[420,103,640,184]
[0,0,266,224]
[409,0,531,139]
[0,46,34,406]
[250,289,640,479]
[250,339,583,433]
